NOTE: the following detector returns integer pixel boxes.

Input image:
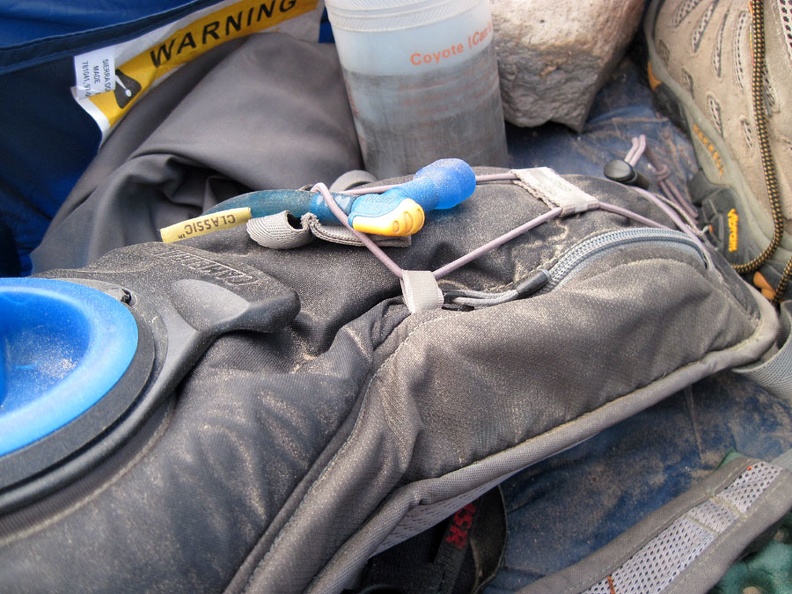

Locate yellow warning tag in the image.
[74,0,319,136]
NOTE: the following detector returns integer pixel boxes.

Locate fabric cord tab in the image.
[247,212,313,250]
[246,211,412,249]
[511,167,600,216]
[400,270,444,313]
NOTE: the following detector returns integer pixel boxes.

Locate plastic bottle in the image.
[324,0,509,178]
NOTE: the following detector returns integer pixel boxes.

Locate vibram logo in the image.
[692,123,725,177]
[728,208,739,252]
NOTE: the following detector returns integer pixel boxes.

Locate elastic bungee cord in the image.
[312,136,708,309]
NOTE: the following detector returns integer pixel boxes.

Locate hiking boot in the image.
[644,0,792,301]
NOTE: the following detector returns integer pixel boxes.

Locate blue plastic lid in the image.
[0,278,138,457]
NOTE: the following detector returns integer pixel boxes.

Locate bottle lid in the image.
[0,278,138,456]
[325,0,482,32]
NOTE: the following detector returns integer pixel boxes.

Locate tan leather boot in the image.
[645,0,792,301]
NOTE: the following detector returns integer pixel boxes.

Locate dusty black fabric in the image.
[0,168,776,593]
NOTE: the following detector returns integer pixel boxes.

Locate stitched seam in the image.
[666,472,791,594]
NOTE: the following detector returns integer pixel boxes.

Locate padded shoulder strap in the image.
[517,455,792,594]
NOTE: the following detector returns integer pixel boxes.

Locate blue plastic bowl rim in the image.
[0,277,139,456]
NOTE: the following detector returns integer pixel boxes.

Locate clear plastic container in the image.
[325,0,509,178]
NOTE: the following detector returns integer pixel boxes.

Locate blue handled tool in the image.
[160,159,477,242]
[346,158,477,235]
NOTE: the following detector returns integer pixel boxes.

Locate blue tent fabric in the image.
[0,1,219,73]
[0,1,222,276]
[487,372,792,591]
[0,57,101,275]
[505,54,697,188]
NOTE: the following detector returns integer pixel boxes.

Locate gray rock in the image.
[492,0,644,131]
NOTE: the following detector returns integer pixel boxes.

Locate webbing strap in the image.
[511,168,600,216]
[247,211,313,249]
[735,301,792,401]
[246,212,411,249]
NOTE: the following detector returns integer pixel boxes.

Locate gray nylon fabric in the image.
[30,32,363,274]
[0,165,778,593]
[3,31,783,594]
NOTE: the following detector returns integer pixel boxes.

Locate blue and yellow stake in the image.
[160,158,476,243]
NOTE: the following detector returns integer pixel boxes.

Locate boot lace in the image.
[734,0,791,304]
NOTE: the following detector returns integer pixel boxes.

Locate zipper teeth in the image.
[543,228,708,291]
